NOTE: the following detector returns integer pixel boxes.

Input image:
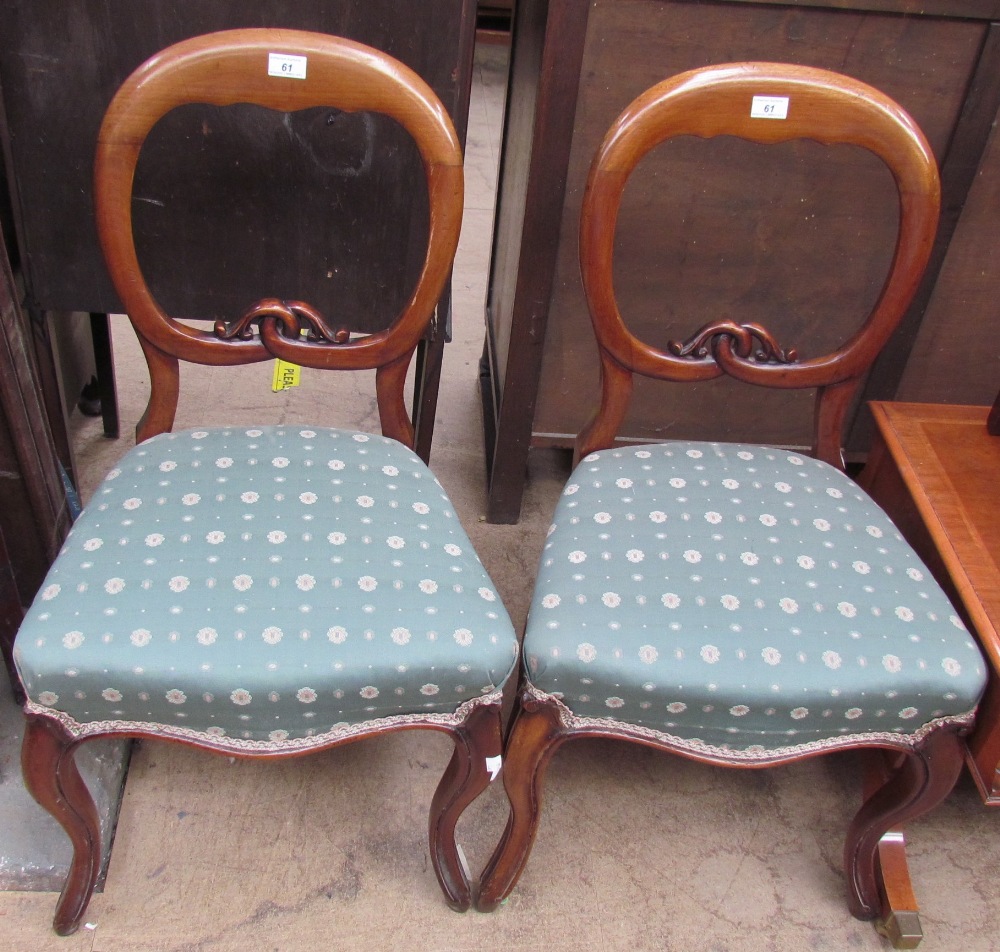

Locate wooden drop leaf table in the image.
[863,401,1000,805]
[858,401,1000,947]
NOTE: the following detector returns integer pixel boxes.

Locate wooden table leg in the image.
[865,752,923,949]
[89,312,119,440]
[874,829,923,948]
[966,669,1000,804]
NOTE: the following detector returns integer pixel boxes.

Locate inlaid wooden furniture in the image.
[14,30,518,935]
[482,0,1000,523]
[476,64,988,948]
[862,402,1000,807]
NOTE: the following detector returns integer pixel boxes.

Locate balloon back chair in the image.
[14,29,517,935]
[477,63,987,941]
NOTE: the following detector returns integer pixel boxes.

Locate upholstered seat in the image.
[17,426,515,747]
[527,440,984,755]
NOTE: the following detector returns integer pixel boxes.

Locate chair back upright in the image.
[577,62,940,469]
[94,28,464,447]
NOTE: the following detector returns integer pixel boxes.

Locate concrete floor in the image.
[2,42,999,952]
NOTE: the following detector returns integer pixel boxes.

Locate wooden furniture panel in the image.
[0,0,476,325]
[478,0,515,34]
[0,216,71,688]
[861,402,1000,804]
[897,79,1000,407]
[483,0,1000,522]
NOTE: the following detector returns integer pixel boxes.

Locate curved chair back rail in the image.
[476,63,985,944]
[577,62,940,469]
[16,30,516,937]
[94,28,464,445]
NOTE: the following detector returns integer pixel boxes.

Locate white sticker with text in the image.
[268,53,308,80]
[751,95,789,120]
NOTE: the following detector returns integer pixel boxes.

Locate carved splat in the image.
[214,298,352,346]
[668,319,798,364]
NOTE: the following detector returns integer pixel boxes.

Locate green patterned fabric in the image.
[15,427,518,747]
[525,441,987,755]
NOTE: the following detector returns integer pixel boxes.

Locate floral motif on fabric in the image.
[523,441,987,751]
[14,427,518,742]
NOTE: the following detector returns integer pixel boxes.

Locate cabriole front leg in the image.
[429,699,504,911]
[476,692,565,912]
[21,716,102,935]
[844,726,966,949]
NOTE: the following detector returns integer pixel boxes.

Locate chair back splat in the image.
[576,62,939,471]
[14,29,517,936]
[95,28,464,448]
[477,64,986,945]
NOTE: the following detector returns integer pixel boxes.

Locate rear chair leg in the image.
[21,716,102,936]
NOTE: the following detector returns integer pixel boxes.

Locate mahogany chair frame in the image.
[477,63,966,942]
[19,29,497,935]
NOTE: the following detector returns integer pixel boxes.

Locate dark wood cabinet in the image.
[0,217,71,686]
[0,1,480,459]
[482,0,1000,522]
[0,0,477,321]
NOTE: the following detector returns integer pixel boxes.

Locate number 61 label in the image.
[751,95,789,120]
[268,52,308,80]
